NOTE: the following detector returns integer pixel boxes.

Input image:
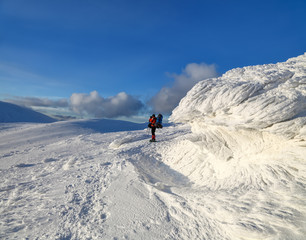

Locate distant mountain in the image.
[0,101,56,123]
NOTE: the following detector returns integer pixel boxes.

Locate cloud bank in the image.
[6,91,144,119]
[70,91,144,118]
[5,96,68,108]
[149,63,218,114]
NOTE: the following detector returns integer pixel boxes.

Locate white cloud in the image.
[70,91,144,118]
[149,62,218,114]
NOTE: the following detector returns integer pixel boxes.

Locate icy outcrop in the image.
[170,53,306,139]
[167,54,306,190]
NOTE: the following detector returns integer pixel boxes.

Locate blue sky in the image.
[0,0,305,121]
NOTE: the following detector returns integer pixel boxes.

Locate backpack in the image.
[156,114,163,128]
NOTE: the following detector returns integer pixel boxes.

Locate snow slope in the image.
[0,101,56,123]
[0,121,193,239]
[1,54,306,239]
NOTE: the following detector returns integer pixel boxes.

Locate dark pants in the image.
[151,126,156,139]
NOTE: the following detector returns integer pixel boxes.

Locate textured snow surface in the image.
[170,53,306,138]
[1,54,306,239]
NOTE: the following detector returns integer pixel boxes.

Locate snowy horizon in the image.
[2,60,220,123]
[2,53,306,124]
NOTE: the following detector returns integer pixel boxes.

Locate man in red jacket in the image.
[149,114,157,142]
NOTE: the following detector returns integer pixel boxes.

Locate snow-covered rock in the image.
[162,54,306,239]
[167,53,306,179]
[170,53,306,139]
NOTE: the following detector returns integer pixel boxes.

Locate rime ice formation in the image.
[170,53,306,139]
[164,54,306,238]
[168,53,306,181]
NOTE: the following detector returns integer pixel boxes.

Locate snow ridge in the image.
[0,101,56,123]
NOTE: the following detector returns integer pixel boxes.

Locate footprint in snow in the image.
[43,158,58,163]
[15,163,36,168]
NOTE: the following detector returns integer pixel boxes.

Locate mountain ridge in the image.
[0,101,57,123]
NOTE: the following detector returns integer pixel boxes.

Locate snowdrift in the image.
[168,53,306,183]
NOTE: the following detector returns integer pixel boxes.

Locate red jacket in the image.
[149,116,156,127]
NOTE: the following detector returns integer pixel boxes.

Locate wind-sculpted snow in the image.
[164,54,306,239]
[170,53,306,138]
